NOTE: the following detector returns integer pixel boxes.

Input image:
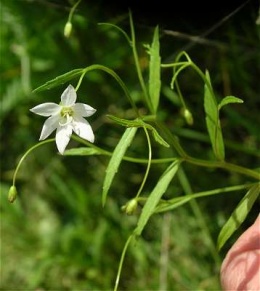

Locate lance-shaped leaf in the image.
[217,184,260,251]
[33,69,84,93]
[106,115,142,127]
[204,70,225,160]
[107,115,169,147]
[102,127,137,206]
[218,95,244,111]
[64,147,102,156]
[134,160,180,236]
[148,26,161,114]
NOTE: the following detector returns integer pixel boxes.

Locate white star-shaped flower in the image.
[30,84,96,154]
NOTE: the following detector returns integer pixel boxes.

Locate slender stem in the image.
[135,126,152,198]
[71,135,178,164]
[71,135,259,180]
[67,0,82,23]
[155,182,257,213]
[74,64,139,116]
[12,139,55,186]
[114,234,134,291]
[186,157,260,180]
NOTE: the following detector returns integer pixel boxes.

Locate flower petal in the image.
[39,114,60,140]
[61,85,77,106]
[55,124,73,154]
[73,103,96,117]
[72,116,95,143]
[30,103,60,116]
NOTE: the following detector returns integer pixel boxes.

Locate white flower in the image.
[30,84,96,154]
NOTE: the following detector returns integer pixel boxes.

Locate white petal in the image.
[55,124,73,154]
[61,85,77,106]
[72,116,95,143]
[73,103,96,117]
[30,103,60,116]
[39,114,60,140]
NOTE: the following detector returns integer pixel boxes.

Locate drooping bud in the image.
[183,108,194,125]
[8,185,18,203]
[121,199,138,215]
[64,22,72,38]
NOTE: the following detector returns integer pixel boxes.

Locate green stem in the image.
[74,64,139,116]
[129,12,153,113]
[155,183,257,213]
[71,135,259,180]
[67,0,82,23]
[114,234,134,291]
[186,157,259,180]
[135,126,152,198]
[71,135,178,164]
[12,139,55,186]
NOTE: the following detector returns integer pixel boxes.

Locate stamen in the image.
[60,106,74,126]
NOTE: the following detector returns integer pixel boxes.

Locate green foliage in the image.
[135,160,180,236]
[148,26,161,114]
[204,70,225,161]
[1,1,259,290]
[217,184,260,250]
[102,127,137,206]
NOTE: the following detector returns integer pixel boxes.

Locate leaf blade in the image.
[149,26,161,114]
[33,69,84,93]
[204,70,225,160]
[134,160,180,236]
[217,184,260,251]
[102,127,137,206]
[218,96,244,111]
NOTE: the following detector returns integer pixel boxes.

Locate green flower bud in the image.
[121,199,138,215]
[8,185,17,203]
[64,22,72,38]
[183,108,193,125]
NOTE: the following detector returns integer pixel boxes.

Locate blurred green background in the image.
[1,0,259,290]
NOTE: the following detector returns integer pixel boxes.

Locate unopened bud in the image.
[64,22,72,38]
[183,108,193,125]
[121,199,138,215]
[8,185,17,203]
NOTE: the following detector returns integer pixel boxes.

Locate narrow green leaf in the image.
[102,127,137,206]
[151,128,170,147]
[134,160,180,236]
[33,69,84,93]
[107,115,169,147]
[106,115,142,127]
[217,184,260,251]
[64,147,102,156]
[204,70,225,160]
[218,96,244,111]
[148,26,161,114]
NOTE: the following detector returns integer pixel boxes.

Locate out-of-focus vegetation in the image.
[1,1,259,290]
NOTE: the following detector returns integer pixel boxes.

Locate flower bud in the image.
[8,185,17,203]
[183,108,193,125]
[64,22,72,38]
[121,199,138,215]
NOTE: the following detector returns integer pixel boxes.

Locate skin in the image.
[220,214,260,290]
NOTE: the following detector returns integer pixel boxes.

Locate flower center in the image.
[60,106,74,126]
